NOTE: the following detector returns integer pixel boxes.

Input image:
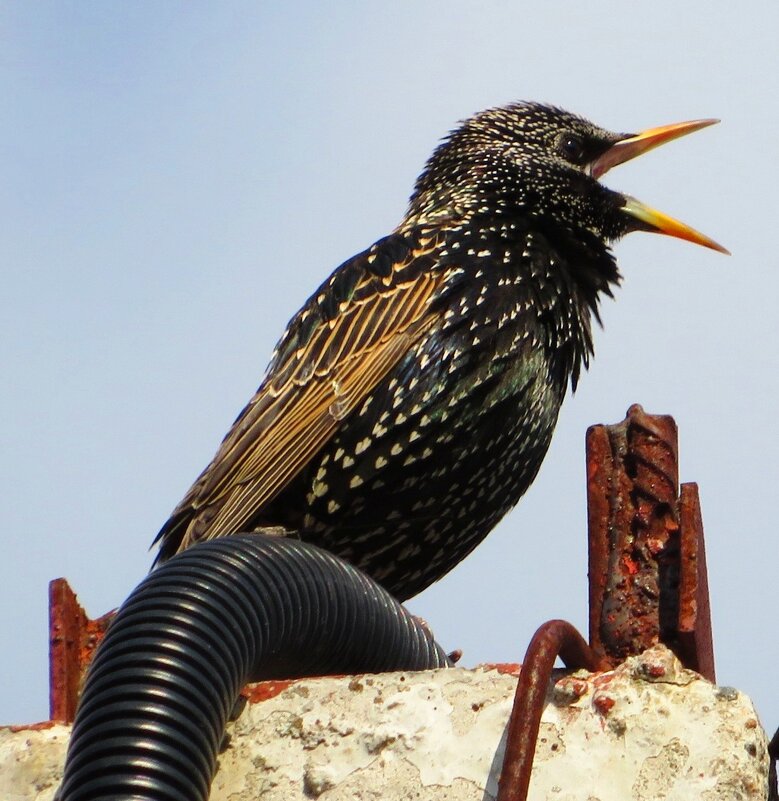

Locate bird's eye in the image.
[559,134,586,165]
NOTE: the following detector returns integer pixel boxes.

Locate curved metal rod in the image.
[497,619,610,801]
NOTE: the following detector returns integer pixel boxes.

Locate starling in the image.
[154,102,726,601]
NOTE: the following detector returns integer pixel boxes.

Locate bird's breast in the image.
[279,268,568,597]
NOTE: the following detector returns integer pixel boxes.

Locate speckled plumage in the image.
[153,102,696,600]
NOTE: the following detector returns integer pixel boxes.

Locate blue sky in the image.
[3,2,777,736]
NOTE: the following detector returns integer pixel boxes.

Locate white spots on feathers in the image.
[355,437,372,455]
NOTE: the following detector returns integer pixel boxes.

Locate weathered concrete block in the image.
[0,645,768,800]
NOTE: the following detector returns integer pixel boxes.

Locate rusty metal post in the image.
[49,578,114,723]
[586,404,714,680]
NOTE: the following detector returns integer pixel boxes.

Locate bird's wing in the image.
[155,231,446,558]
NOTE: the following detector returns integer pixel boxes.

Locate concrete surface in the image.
[1,645,769,801]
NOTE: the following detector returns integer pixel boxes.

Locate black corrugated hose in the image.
[56,533,452,801]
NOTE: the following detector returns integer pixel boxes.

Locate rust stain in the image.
[477,662,522,676]
[242,679,301,703]
[592,693,616,715]
[6,720,58,733]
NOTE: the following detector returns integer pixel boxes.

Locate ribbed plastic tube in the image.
[57,533,451,801]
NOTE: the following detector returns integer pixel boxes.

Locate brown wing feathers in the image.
[155,234,445,559]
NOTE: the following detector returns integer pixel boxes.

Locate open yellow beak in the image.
[591,119,729,255]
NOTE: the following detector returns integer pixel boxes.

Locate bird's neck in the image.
[401,206,621,391]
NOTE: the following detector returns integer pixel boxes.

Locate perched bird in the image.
[154,102,726,601]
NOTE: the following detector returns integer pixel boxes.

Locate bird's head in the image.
[407,102,727,254]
